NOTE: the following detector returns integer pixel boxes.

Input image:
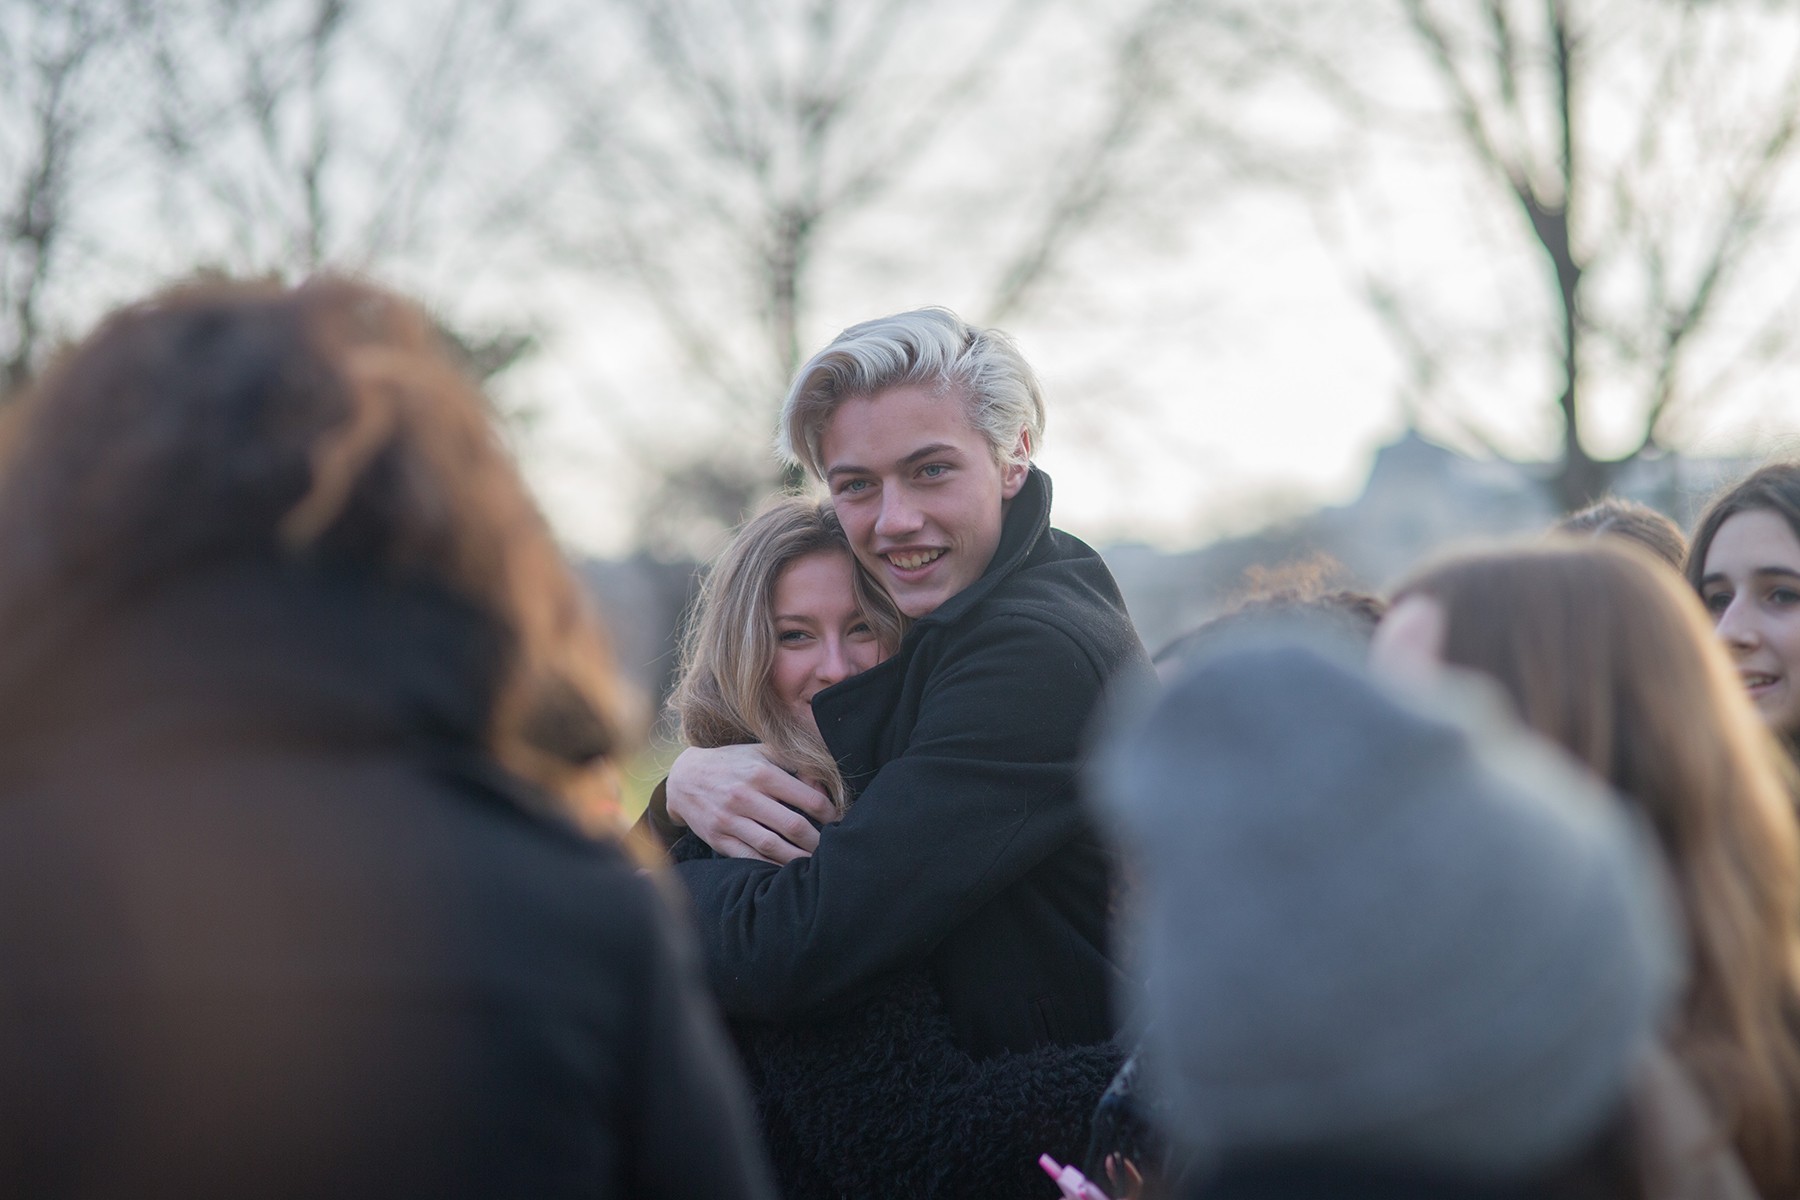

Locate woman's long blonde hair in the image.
[669,495,904,809]
[1396,541,1800,1197]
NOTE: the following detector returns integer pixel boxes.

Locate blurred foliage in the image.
[617,740,682,824]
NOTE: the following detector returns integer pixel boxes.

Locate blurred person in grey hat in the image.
[1088,592,1388,1192]
[1089,640,1680,1200]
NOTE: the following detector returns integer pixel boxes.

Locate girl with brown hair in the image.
[1384,541,1800,1199]
[669,493,904,821]
[1687,463,1800,748]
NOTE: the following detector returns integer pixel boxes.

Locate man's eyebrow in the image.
[900,442,959,466]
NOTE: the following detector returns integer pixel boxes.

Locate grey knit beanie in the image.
[1091,642,1677,1178]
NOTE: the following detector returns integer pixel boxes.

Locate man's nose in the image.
[874,488,922,538]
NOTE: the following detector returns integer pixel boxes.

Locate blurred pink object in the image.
[1038,1153,1112,1200]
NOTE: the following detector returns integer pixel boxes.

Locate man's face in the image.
[821,382,1027,619]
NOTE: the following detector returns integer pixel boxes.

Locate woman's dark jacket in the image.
[740,972,1121,1199]
[670,838,1124,1198]
[672,468,1152,1058]
[0,563,776,1200]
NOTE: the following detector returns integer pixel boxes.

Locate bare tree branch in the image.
[511,0,1257,544]
[1302,0,1800,509]
[0,0,132,396]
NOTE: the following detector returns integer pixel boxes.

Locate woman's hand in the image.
[666,744,838,864]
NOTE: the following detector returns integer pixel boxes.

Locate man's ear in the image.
[999,429,1031,499]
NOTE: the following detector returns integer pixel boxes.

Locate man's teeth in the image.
[1746,673,1779,687]
[888,549,944,570]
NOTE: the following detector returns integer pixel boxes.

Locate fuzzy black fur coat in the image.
[732,971,1122,1199]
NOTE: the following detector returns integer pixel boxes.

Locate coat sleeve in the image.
[672,613,1106,1020]
[630,779,685,851]
[622,872,779,1200]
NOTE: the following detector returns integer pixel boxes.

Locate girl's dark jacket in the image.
[670,834,1125,1198]
[672,467,1152,1058]
[0,562,776,1200]
[733,970,1121,1199]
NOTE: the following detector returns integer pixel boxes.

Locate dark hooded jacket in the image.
[671,468,1151,1058]
[0,562,776,1200]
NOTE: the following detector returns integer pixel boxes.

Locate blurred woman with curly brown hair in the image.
[0,276,775,1200]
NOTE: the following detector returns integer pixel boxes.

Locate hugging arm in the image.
[665,744,836,864]
[672,615,1105,1020]
[637,745,837,864]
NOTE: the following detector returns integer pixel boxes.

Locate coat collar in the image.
[905,465,1053,635]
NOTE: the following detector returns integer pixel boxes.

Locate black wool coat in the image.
[0,562,776,1200]
[674,468,1152,1057]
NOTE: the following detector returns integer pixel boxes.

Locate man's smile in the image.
[884,548,945,571]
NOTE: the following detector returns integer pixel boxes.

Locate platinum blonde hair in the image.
[668,495,905,809]
[777,307,1046,479]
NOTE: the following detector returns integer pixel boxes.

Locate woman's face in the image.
[771,551,888,734]
[1699,507,1800,735]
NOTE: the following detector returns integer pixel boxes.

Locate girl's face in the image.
[1699,507,1800,735]
[771,551,888,734]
